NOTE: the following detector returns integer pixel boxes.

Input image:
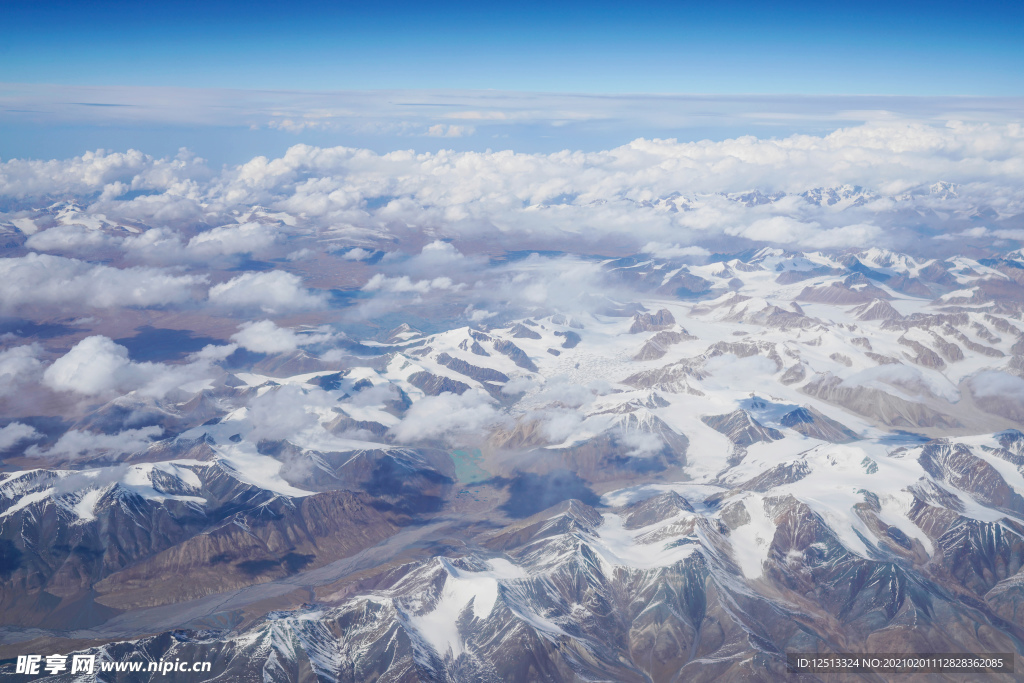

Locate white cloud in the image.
[0,254,205,311]
[268,118,337,133]
[231,319,333,354]
[186,221,281,257]
[42,335,232,398]
[703,354,781,389]
[390,389,509,445]
[617,429,664,457]
[0,422,41,450]
[231,320,303,354]
[208,271,328,313]
[77,220,284,266]
[426,124,475,138]
[537,410,584,443]
[119,227,187,261]
[247,384,332,442]
[729,216,818,244]
[488,255,607,314]
[993,229,1024,240]
[2,118,1024,282]
[347,381,399,407]
[971,370,1024,401]
[1,150,158,198]
[534,376,595,409]
[725,216,883,249]
[43,336,137,396]
[401,240,485,276]
[362,273,459,294]
[286,248,316,261]
[0,146,210,201]
[640,242,711,258]
[0,344,44,397]
[340,247,372,260]
[105,192,206,225]
[807,223,884,248]
[28,426,163,459]
[502,376,538,395]
[25,224,117,253]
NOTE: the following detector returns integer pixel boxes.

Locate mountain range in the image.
[3,239,1024,680]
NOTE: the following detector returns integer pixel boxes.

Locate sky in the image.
[3,0,1023,95]
[0,0,1021,162]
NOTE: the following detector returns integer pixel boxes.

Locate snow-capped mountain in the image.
[3,245,1024,681]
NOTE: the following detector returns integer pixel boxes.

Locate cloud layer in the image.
[2,119,1023,266]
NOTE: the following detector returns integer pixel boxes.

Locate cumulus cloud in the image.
[0,254,205,311]
[43,336,137,396]
[641,242,711,259]
[231,319,304,353]
[0,344,44,397]
[972,371,1024,401]
[35,219,286,267]
[362,273,459,294]
[390,389,509,445]
[426,124,474,138]
[0,422,42,450]
[348,381,399,407]
[6,118,1024,476]
[268,118,337,133]
[534,376,597,409]
[43,336,231,398]
[727,217,883,249]
[502,376,538,395]
[1,119,1023,338]
[247,384,333,442]
[28,426,163,459]
[186,121,1024,253]
[0,148,209,199]
[488,255,610,315]
[351,251,636,322]
[208,271,328,313]
[2,119,1023,267]
[230,319,333,353]
[970,371,1024,422]
[25,224,118,253]
[617,429,665,457]
[536,410,584,443]
[341,247,373,261]
[703,354,781,389]
[391,240,487,278]
[103,191,206,225]
[185,221,281,257]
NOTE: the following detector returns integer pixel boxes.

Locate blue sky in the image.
[3,0,1022,95]
[1,0,1021,162]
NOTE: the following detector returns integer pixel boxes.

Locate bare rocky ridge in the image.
[779,406,859,443]
[632,328,695,361]
[853,298,903,321]
[702,410,783,447]
[628,308,676,333]
[802,373,961,429]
